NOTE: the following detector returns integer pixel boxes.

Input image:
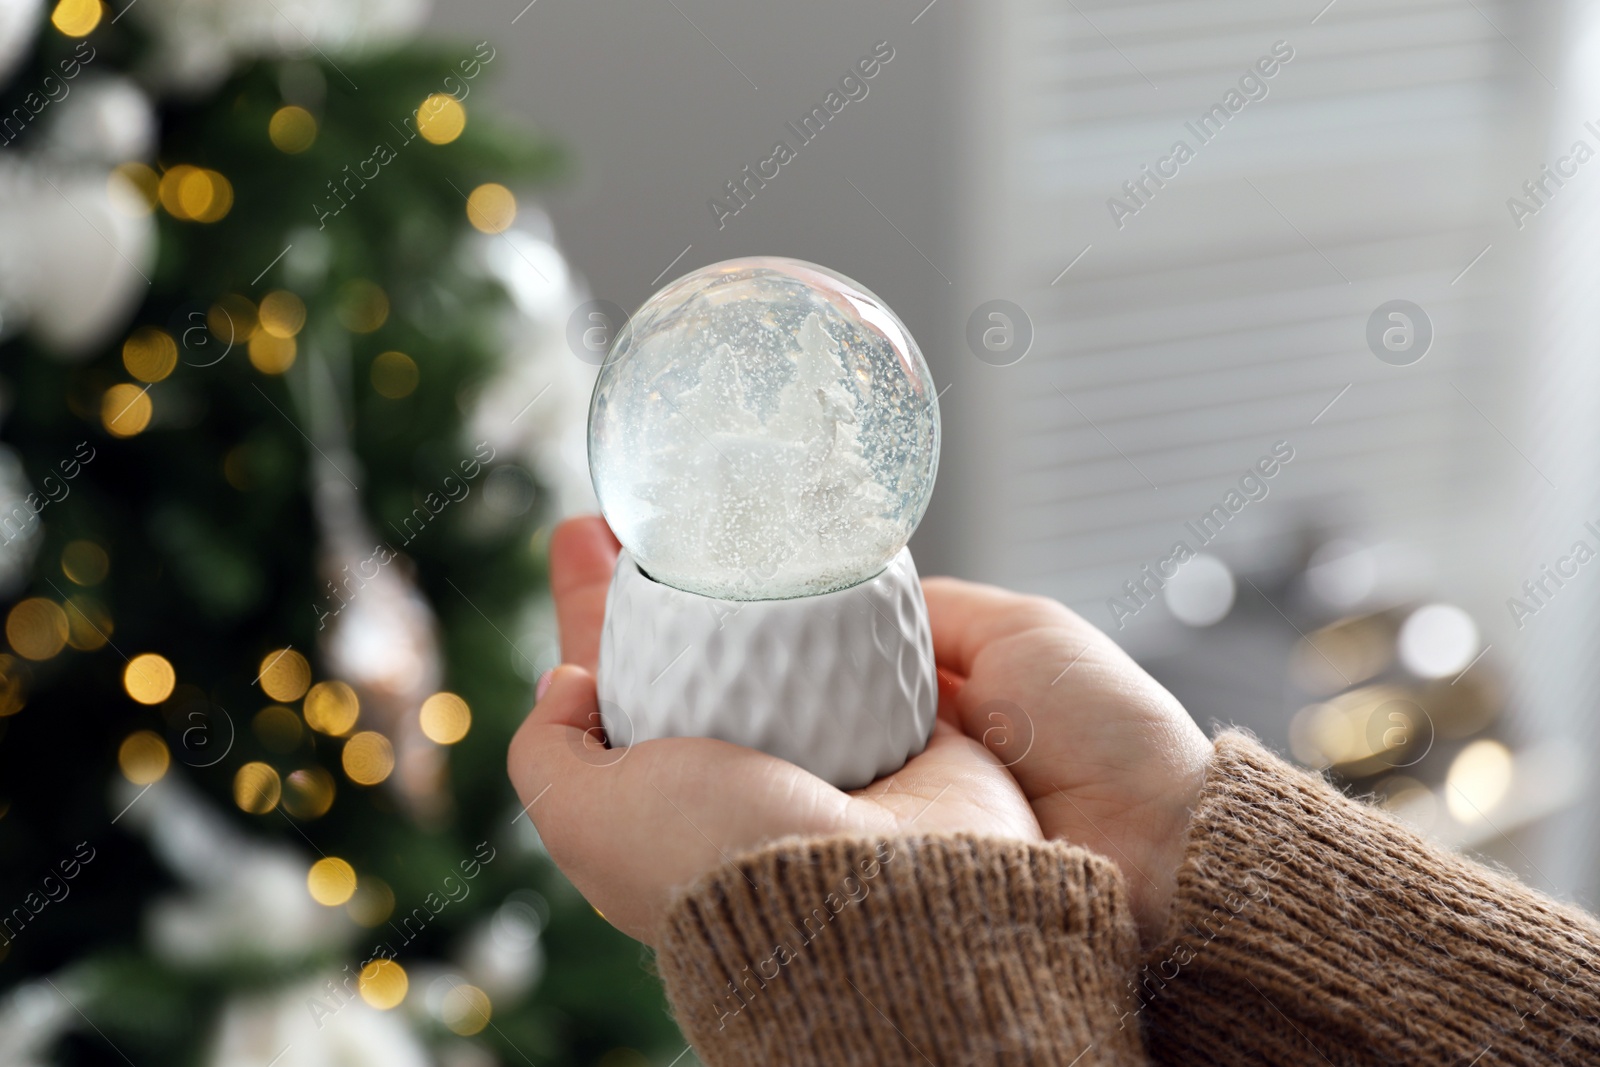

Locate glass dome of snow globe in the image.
[588,256,940,601]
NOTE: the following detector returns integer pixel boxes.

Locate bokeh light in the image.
[441,982,492,1035]
[258,648,311,702]
[370,351,418,398]
[233,761,282,814]
[466,183,517,234]
[258,291,307,338]
[247,332,297,374]
[342,731,394,785]
[252,705,304,752]
[123,653,176,705]
[416,94,466,144]
[158,166,232,222]
[307,856,357,906]
[101,383,153,437]
[209,294,259,344]
[304,680,359,735]
[0,655,28,717]
[1446,739,1513,822]
[337,280,389,333]
[109,162,159,215]
[283,766,336,819]
[119,731,170,785]
[62,541,110,586]
[1399,603,1479,679]
[269,105,318,153]
[347,877,395,926]
[50,0,100,36]
[122,327,178,383]
[359,959,409,1009]
[63,596,111,651]
[7,599,68,661]
[420,692,471,744]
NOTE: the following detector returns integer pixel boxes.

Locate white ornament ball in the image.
[588,257,940,601]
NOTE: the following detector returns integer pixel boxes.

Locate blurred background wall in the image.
[429,0,1597,906]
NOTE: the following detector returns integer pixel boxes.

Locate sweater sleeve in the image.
[655,833,1150,1067]
[1140,730,1600,1067]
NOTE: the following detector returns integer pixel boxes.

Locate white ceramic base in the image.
[595,547,937,789]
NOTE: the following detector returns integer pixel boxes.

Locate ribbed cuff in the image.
[1140,731,1600,1066]
[657,834,1148,1067]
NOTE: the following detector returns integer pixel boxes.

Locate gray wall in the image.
[428,0,963,572]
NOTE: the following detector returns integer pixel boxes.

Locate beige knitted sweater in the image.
[655,732,1600,1065]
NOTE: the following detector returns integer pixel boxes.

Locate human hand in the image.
[507,517,1041,946]
[924,578,1212,944]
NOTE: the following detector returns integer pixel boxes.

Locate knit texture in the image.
[656,833,1148,1066]
[1140,731,1600,1066]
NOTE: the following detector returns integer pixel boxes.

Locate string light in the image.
[6,599,68,661]
[101,383,153,437]
[123,653,175,705]
[63,597,111,651]
[50,0,100,36]
[347,877,395,926]
[258,291,306,338]
[118,731,170,785]
[420,692,471,744]
[208,295,259,344]
[466,183,517,234]
[359,959,408,1009]
[307,857,357,905]
[247,333,297,374]
[282,766,336,819]
[305,680,359,735]
[336,280,388,333]
[440,983,492,1035]
[258,649,311,702]
[233,761,282,814]
[342,731,394,785]
[122,327,178,383]
[416,94,466,144]
[0,655,27,717]
[61,540,110,586]
[109,163,159,215]
[252,705,304,752]
[269,105,318,154]
[370,351,418,398]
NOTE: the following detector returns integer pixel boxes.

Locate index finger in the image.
[550,516,621,672]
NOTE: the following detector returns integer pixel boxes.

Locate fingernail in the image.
[536,670,555,701]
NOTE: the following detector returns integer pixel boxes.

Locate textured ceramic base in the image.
[595,547,937,789]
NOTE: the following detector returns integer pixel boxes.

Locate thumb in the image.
[508,665,606,810]
[531,664,601,730]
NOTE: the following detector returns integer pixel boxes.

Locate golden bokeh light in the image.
[252,705,304,752]
[64,596,111,651]
[259,648,311,702]
[1446,740,1514,823]
[441,983,492,1036]
[342,730,394,785]
[466,183,516,235]
[304,680,359,736]
[62,540,110,586]
[358,959,408,1009]
[247,332,297,374]
[110,162,159,215]
[0,655,28,718]
[307,856,357,906]
[209,294,259,344]
[181,168,232,223]
[233,761,282,814]
[258,291,307,338]
[123,653,175,705]
[157,165,197,217]
[7,599,68,661]
[118,730,170,785]
[420,692,471,745]
[347,876,395,926]
[416,94,466,144]
[101,383,153,438]
[336,280,389,333]
[50,0,100,37]
[370,351,418,399]
[283,766,336,819]
[269,105,318,153]
[122,326,178,383]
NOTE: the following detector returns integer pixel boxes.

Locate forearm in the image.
[656,833,1150,1067]
[1140,731,1600,1066]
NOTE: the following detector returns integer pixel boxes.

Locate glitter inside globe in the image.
[588,257,940,601]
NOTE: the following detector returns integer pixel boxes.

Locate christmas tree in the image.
[0,2,685,1063]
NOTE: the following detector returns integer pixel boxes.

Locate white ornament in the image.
[589,257,939,601]
[0,0,41,86]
